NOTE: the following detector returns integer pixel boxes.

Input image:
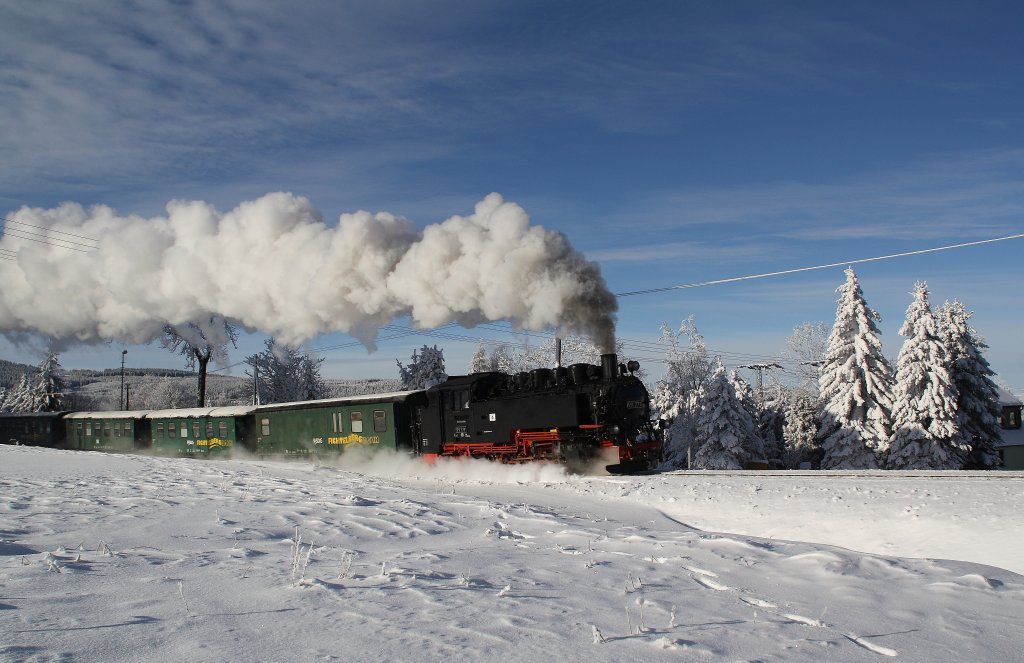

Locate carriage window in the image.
[114,422,120,437]
[350,412,363,433]
[373,410,387,432]
[193,421,201,437]
[181,423,189,438]
[103,422,111,437]
[124,421,132,432]
[206,421,214,438]
[169,422,177,438]
[156,422,163,437]
[261,418,270,436]
[219,421,227,438]
[332,412,344,434]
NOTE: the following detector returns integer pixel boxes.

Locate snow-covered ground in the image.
[2,447,1021,662]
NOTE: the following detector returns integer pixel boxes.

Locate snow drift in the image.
[0,193,617,351]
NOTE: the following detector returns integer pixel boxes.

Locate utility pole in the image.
[738,363,782,404]
[249,356,260,406]
[119,350,128,410]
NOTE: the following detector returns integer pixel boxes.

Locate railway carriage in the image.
[64,411,151,452]
[252,391,426,457]
[0,412,66,447]
[146,405,257,456]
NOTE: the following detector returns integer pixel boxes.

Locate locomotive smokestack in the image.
[555,337,562,368]
[601,353,617,380]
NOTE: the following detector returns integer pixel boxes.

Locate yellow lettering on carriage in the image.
[326,434,381,446]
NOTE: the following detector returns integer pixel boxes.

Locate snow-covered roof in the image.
[996,426,1024,448]
[64,410,152,420]
[144,405,258,419]
[252,390,422,413]
[997,386,1023,406]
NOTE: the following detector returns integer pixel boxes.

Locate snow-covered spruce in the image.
[888,282,966,470]
[0,353,68,413]
[398,344,448,390]
[653,317,715,470]
[817,268,894,469]
[937,300,1002,469]
[691,362,763,469]
[781,388,823,469]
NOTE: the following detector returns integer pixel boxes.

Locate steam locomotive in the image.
[0,353,663,474]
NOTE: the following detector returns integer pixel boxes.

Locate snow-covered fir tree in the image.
[652,317,716,469]
[888,282,966,470]
[781,388,823,468]
[937,300,1002,469]
[729,370,758,418]
[2,374,35,412]
[817,268,894,469]
[397,345,448,390]
[757,384,788,466]
[691,361,762,470]
[31,353,67,412]
[468,343,490,374]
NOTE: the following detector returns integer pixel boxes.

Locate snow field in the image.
[1,446,1022,662]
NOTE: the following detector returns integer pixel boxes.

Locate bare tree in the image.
[162,316,238,407]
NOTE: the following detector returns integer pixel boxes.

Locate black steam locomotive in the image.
[1,353,662,474]
[419,353,663,473]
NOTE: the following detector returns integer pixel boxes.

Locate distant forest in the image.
[0,358,400,411]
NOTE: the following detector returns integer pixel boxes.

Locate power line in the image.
[616,232,1024,297]
[0,216,100,254]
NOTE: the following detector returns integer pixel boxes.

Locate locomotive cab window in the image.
[351,412,364,433]
[373,410,387,433]
[449,391,469,411]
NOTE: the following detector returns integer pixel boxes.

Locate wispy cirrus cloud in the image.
[0,1,912,206]
[595,147,1024,246]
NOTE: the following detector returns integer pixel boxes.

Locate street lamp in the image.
[120,350,128,411]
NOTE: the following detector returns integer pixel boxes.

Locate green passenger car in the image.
[0,412,66,447]
[146,406,256,457]
[64,411,151,452]
[253,391,424,457]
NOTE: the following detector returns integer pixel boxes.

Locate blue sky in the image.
[2,1,1022,389]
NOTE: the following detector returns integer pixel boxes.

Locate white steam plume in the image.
[0,192,617,352]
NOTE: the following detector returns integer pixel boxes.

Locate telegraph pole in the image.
[119,350,128,410]
[738,363,782,404]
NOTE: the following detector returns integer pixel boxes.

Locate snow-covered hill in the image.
[2,447,1021,662]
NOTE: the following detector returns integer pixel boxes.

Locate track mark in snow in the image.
[682,565,718,578]
[739,596,777,609]
[783,613,828,627]
[842,633,898,657]
[691,574,732,591]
